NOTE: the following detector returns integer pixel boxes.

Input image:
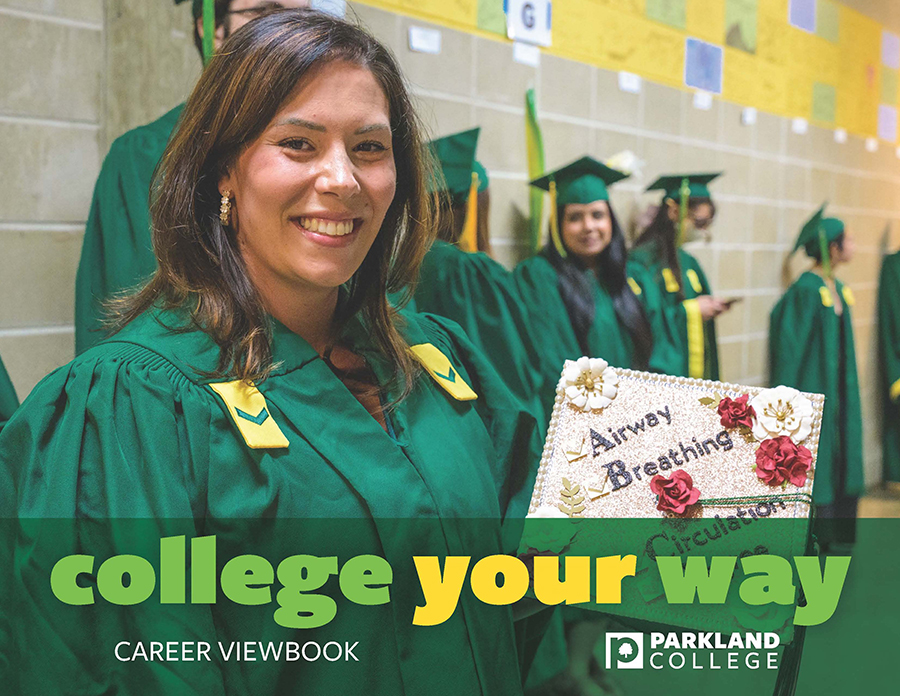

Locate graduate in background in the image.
[0,357,18,432]
[630,173,731,380]
[414,128,547,422]
[878,249,900,484]
[514,158,683,695]
[514,157,679,413]
[769,204,863,530]
[75,0,309,355]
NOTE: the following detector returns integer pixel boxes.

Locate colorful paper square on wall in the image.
[647,0,686,31]
[815,0,839,43]
[812,83,836,124]
[685,37,723,94]
[878,104,898,142]
[882,69,898,105]
[477,0,506,35]
[725,0,757,54]
[789,0,816,34]
[882,30,900,69]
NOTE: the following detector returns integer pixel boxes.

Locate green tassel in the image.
[202,0,215,66]
[818,227,832,278]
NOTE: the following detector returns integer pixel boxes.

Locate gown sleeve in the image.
[0,356,18,432]
[0,346,223,695]
[690,258,720,381]
[415,247,548,424]
[879,255,900,403]
[415,312,544,526]
[74,135,159,356]
[512,258,580,412]
[878,255,900,482]
[653,254,719,380]
[626,263,681,376]
[768,283,821,389]
[411,312,563,685]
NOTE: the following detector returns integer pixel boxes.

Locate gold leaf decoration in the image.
[739,425,757,444]
[558,477,586,517]
[698,394,722,410]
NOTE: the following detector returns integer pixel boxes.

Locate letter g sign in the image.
[522,2,535,29]
[506,0,552,47]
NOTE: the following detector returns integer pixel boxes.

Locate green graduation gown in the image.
[512,255,679,416]
[768,271,864,506]
[74,105,184,355]
[628,243,720,381]
[0,356,17,432]
[1,306,543,695]
[415,240,547,421]
[878,251,900,482]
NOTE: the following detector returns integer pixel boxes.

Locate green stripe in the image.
[202,0,215,65]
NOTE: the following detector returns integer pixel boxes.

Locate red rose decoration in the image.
[755,436,812,487]
[650,470,701,515]
[718,394,756,430]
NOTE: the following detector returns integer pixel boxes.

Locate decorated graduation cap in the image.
[646,172,722,248]
[793,203,845,278]
[427,128,489,253]
[175,0,216,64]
[529,156,630,258]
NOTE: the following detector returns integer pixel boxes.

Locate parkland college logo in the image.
[605,632,644,669]
[604,632,780,671]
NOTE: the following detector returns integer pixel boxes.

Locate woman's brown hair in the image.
[113,8,435,396]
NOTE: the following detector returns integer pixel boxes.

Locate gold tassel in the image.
[677,177,690,248]
[458,172,479,253]
[549,179,567,258]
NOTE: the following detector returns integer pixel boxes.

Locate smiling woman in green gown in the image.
[769,205,864,530]
[630,173,733,381]
[1,11,542,695]
[513,157,678,413]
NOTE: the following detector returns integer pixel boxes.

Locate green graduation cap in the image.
[794,203,844,255]
[793,202,844,277]
[529,156,630,206]
[427,128,489,203]
[646,172,722,201]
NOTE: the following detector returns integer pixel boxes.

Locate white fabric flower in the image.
[748,385,814,443]
[562,356,619,412]
[526,505,569,519]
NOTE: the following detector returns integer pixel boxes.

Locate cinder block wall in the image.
[0,0,896,486]
[359,3,897,486]
[0,1,104,400]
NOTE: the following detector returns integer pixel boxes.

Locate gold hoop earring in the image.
[220,191,232,226]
